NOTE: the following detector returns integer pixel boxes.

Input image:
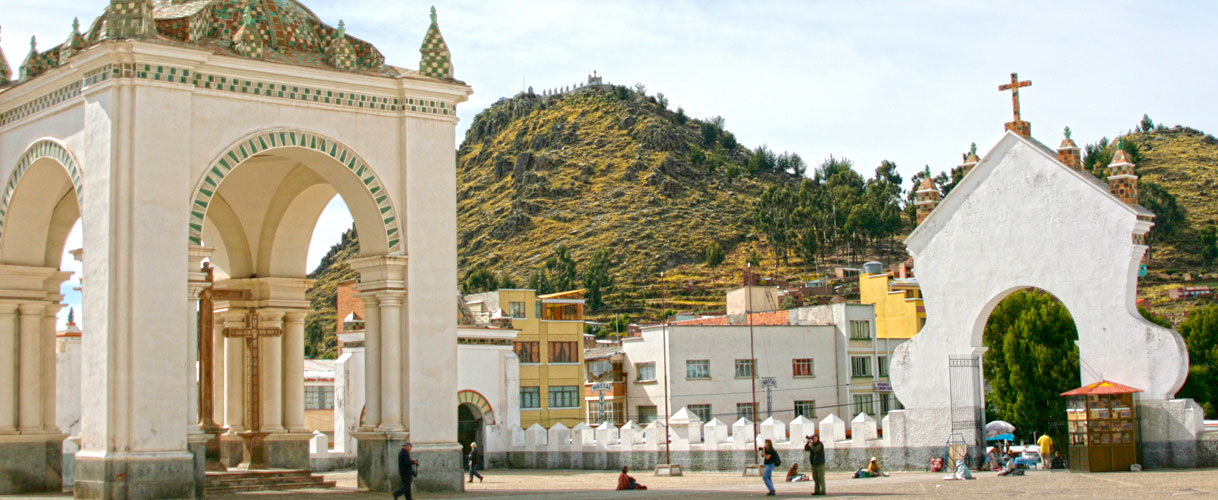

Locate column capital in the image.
[0,302,17,315]
[283,310,309,324]
[18,302,46,315]
[220,309,247,325]
[375,290,406,306]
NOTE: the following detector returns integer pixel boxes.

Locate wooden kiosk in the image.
[1062,380,1141,472]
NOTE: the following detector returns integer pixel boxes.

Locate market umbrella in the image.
[985,420,1016,439]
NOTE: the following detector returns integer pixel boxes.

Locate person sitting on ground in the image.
[616,466,647,490]
[854,457,889,478]
[997,451,1023,476]
[941,460,975,480]
[785,463,810,482]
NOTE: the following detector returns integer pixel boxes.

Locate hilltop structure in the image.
[0,1,470,497]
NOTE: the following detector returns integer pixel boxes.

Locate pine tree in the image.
[581,249,614,312]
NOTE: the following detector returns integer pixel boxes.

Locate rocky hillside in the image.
[456,85,808,317]
[303,227,359,359]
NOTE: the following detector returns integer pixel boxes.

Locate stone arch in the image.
[0,139,84,254]
[187,128,401,256]
[968,284,1076,349]
[458,389,494,425]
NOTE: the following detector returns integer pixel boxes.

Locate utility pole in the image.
[747,262,759,465]
[661,271,671,466]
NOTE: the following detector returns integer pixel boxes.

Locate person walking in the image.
[761,438,780,496]
[393,442,418,500]
[804,433,826,496]
[1036,432,1054,469]
[467,441,484,483]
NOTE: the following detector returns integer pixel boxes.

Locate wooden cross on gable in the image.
[223,307,282,433]
[998,72,1032,136]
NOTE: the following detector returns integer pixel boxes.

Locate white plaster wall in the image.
[624,324,842,426]
[334,349,364,454]
[891,134,1189,436]
[457,345,509,423]
[55,337,82,440]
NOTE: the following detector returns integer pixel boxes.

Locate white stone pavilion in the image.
[0,1,470,497]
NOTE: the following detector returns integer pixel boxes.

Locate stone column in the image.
[18,302,45,431]
[222,310,247,433]
[359,293,382,430]
[0,302,16,432]
[378,291,405,431]
[282,311,307,432]
[41,302,59,432]
[260,310,286,432]
[212,313,225,428]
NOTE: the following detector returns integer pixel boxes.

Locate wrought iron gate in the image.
[948,355,984,467]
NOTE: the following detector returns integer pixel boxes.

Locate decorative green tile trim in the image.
[1,62,455,127]
[0,139,84,243]
[188,129,401,255]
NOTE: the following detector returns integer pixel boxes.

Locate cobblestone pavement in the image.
[11,468,1218,499]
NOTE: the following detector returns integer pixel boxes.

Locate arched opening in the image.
[191,130,397,468]
[458,402,484,469]
[979,287,1080,466]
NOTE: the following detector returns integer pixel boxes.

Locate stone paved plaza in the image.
[10,468,1218,499]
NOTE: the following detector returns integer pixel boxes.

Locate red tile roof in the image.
[1060,379,1143,396]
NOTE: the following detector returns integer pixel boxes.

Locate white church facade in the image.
[0,0,470,497]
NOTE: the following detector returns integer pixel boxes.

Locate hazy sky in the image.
[6,1,1215,329]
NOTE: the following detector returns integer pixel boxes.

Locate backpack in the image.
[772,451,781,467]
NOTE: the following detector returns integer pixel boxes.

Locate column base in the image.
[74,450,196,499]
[186,433,206,499]
[0,432,64,495]
[264,432,312,470]
[219,434,245,468]
[354,432,463,493]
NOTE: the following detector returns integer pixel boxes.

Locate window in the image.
[736,402,756,422]
[880,394,895,415]
[549,341,578,363]
[795,400,816,419]
[509,301,527,319]
[636,362,656,382]
[587,360,612,381]
[514,342,540,363]
[735,359,755,378]
[878,356,889,377]
[853,394,875,416]
[688,404,712,422]
[305,385,334,410]
[637,405,657,424]
[521,386,540,409]
[588,401,626,425]
[686,360,710,379]
[792,358,814,377]
[850,320,871,340]
[548,385,580,408]
[851,356,872,378]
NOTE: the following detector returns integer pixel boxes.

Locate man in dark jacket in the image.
[393,442,418,500]
[804,434,826,496]
[467,442,483,482]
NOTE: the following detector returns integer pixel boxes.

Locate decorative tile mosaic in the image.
[418,7,453,80]
[106,0,157,39]
[0,139,84,243]
[1,61,454,127]
[187,129,401,254]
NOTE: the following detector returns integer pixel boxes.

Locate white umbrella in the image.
[985,420,1016,438]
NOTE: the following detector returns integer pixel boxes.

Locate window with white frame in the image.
[305,385,334,410]
[734,359,754,378]
[850,320,871,340]
[686,360,710,379]
[851,356,872,377]
[636,362,656,382]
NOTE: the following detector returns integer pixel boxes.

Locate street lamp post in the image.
[747,262,759,465]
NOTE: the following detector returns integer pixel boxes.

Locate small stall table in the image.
[1061,379,1141,472]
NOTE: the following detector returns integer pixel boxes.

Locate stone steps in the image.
[204,469,336,495]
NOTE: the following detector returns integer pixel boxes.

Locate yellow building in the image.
[465,288,588,427]
[860,269,925,339]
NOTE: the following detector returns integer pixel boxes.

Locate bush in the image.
[675,107,687,125]
[704,241,725,267]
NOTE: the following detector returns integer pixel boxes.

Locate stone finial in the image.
[59,17,88,65]
[419,6,453,80]
[20,35,49,81]
[1108,141,1138,205]
[324,20,358,71]
[105,0,157,39]
[958,142,980,176]
[0,26,11,85]
[914,177,941,225]
[1057,126,1081,170]
[232,1,265,59]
